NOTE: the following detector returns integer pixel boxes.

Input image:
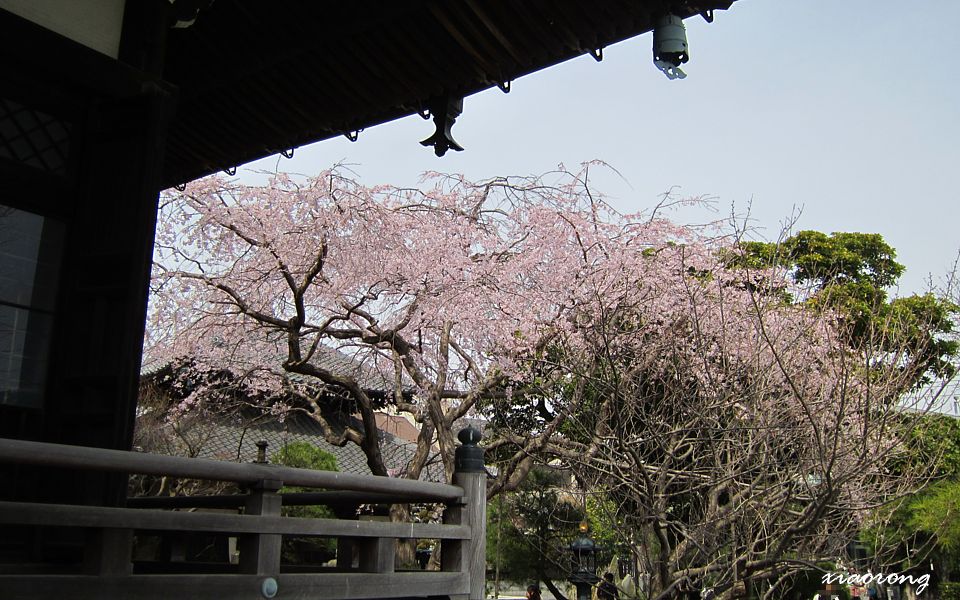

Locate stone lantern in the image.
[569,521,600,600]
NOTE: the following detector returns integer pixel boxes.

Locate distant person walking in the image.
[526,584,542,600]
[598,573,619,600]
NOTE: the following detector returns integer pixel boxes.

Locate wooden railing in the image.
[0,429,487,600]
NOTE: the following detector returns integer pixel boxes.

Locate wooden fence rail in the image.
[0,428,487,600]
[0,500,472,539]
[0,437,462,499]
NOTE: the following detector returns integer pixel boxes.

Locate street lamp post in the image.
[569,521,600,600]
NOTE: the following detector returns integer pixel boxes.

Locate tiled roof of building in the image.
[146,410,446,483]
[289,345,416,397]
[143,344,415,397]
[141,346,443,482]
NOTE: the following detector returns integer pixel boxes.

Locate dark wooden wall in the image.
[0,2,175,561]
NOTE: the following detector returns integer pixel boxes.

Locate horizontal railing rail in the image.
[127,490,447,510]
[0,500,471,539]
[0,572,471,600]
[0,437,461,500]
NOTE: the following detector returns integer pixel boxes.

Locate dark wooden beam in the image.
[0,8,172,101]
[0,571,470,600]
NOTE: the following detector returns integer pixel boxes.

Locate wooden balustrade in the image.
[0,429,486,600]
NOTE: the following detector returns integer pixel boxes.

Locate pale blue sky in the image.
[243,0,960,296]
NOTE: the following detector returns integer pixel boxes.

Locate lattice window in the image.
[0,98,71,176]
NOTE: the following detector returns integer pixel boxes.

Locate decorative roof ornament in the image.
[653,14,689,80]
[420,95,464,157]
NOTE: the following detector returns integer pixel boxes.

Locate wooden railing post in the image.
[83,527,132,576]
[336,537,356,570]
[442,427,486,600]
[358,537,396,573]
[238,478,283,576]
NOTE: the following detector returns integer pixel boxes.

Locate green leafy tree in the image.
[865,413,960,582]
[909,482,960,558]
[735,230,958,383]
[487,468,585,599]
[270,441,339,564]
